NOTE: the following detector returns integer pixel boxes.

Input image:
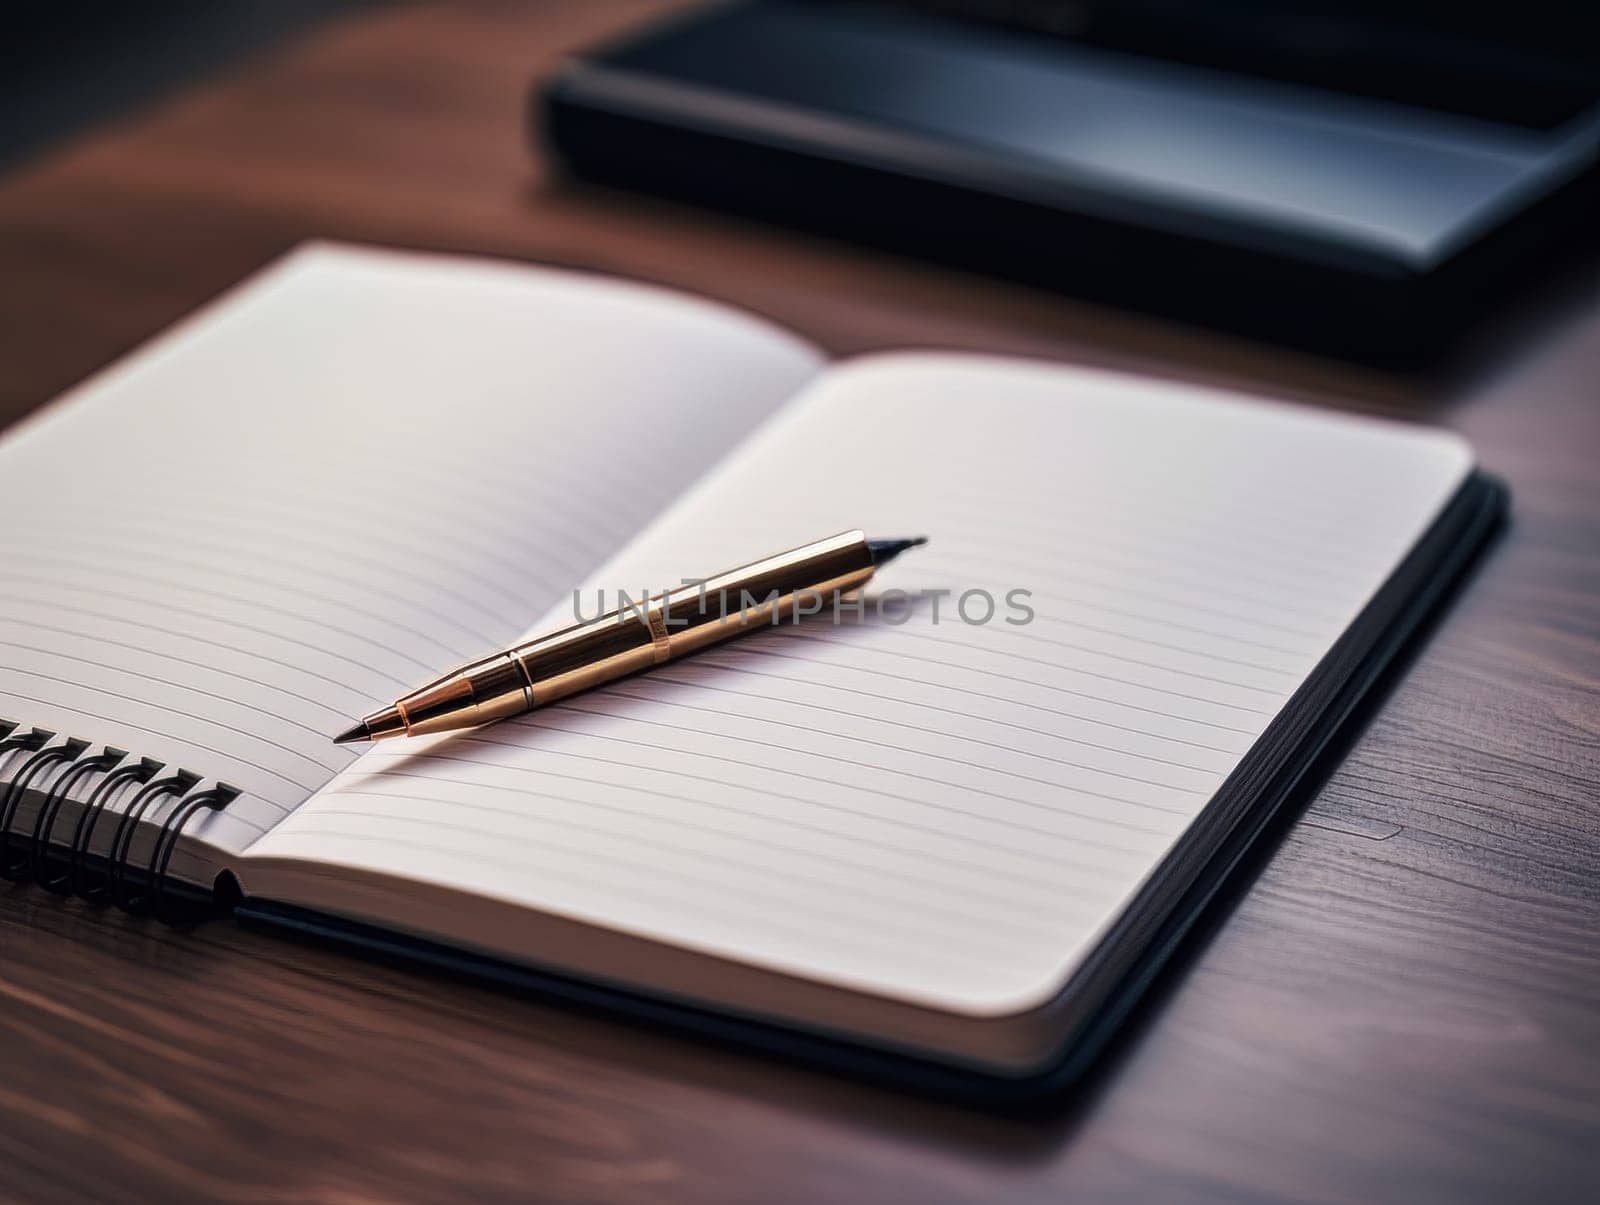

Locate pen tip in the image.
[867,536,928,567]
[332,722,370,746]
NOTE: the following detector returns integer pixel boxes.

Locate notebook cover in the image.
[235,472,1507,1105]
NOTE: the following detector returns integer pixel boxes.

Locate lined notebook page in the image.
[0,244,821,862]
[251,354,1472,1014]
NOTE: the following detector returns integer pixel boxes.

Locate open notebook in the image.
[0,244,1502,1094]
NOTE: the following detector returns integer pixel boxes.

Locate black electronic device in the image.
[540,1,1600,361]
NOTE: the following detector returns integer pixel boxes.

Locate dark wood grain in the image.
[0,3,1595,1201]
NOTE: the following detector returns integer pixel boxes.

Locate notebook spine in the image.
[0,717,240,923]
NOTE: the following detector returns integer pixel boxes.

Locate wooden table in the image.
[1,3,1595,1201]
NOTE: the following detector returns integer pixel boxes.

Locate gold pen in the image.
[333,530,925,744]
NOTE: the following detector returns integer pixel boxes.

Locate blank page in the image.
[0,244,821,862]
[251,353,1472,1015]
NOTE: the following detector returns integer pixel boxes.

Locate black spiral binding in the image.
[0,718,240,924]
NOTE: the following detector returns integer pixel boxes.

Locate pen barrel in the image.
[390,652,531,738]
[512,529,875,709]
[388,531,877,737]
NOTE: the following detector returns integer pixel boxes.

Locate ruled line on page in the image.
[347,741,1181,866]
[297,798,1077,947]
[928,509,1377,592]
[256,821,1065,980]
[0,619,356,719]
[939,458,1425,551]
[773,620,1296,699]
[919,543,1355,630]
[444,729,1188,842]
[322,764,1149,888]
[0,675,333,791]
[35,490,571,621]
[315,776,1134,903]
[1,569,421,688]
[553,697,1215,799]
[585,682,1234,776]
[0,542,480,667]
[6,507,533,642]
[511,715,1201,824]
[0,595,386,702]
[996,615,1307,677]
[642,659,1254,756]
[925,518,1375,609]
[318,751,1176,897]
[726,630,1280,718]
[0,640,347,757]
